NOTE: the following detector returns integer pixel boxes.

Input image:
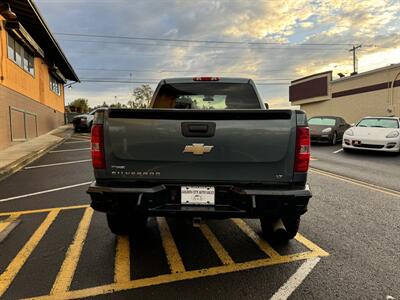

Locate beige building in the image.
[289,64,400,123]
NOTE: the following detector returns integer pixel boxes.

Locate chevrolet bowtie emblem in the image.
[183,143,214,155]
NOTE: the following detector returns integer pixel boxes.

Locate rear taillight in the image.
[91,124,105,169]
[294,127,310,172]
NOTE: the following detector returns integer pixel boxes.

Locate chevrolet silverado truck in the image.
[87,77,311,242]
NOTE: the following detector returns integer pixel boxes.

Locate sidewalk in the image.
[0,125,74,181]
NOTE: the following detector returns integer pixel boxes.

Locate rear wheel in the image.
[260,216,300,242]
[106,213,148,235]
[331,132,337,145]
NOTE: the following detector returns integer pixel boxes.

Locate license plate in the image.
[181,186,215,205]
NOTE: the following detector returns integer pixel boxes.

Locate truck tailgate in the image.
[103,109,296,184]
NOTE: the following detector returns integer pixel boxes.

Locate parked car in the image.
[342,116,400,153]
[72,109,97,132]
[308,116,350,145]
[87,77,312,242]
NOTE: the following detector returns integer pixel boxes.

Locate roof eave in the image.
[26,0,79,82]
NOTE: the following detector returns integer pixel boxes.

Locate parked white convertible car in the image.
[343,117,400,153]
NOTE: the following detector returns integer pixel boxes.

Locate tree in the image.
[109,102,127,108]
[128,84,153,108]
[68,98,89,113]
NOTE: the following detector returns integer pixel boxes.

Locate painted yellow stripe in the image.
[199,224,234,265]
[156,217,185,273]
[114,235,131,283]
[0,214,20,238]
[310,168,400,198]
[0,222,10,234]
[0,205,89,217]
[51,208,94,294]
[294,233,329,257]
[0,214,20,233]
[232,219,281,258]
[0,209,59,297]
[28,250,322,300]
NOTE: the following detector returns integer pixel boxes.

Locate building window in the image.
[7,33,35,76]
[50,75,61,95]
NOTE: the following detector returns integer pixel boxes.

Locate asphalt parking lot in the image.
[0,134,399,299]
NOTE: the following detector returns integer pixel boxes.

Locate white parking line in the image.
[270,257,320,300]
[49,148,90,153]
[25,159,92,170]
[0,182,92,203]
[333,148,343,154]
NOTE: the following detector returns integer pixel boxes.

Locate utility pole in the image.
[349,45,361,75]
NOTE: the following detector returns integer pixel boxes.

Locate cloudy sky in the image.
[35,0,400,108]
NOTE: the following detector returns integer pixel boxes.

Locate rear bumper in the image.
[87,182,312,218]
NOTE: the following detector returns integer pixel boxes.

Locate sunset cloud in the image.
[35,0,400,107]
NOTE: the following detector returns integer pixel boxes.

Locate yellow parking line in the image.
[28,251,322,300]
[156,217,185,273]
[0,205,89,217]
[232,219,281,258]
[0,214,20,233]
[114,235,131,283]
[0,209,59,298]
[295,233,329,257]
[199,224,234,265]
[51,208,93,294]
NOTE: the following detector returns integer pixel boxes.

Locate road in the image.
[0,135,399,299]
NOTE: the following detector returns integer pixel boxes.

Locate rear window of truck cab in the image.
[152,83,261,109]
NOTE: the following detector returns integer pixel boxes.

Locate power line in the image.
[78,79,290,85]
[76,67,292,74]
[58,38,350,51]
[55,32,360,47]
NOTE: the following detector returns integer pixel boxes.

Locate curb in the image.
[0,128,73,182]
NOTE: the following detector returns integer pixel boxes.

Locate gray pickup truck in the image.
[87,77,311,242]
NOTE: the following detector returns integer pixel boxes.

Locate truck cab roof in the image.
[162,77,253,84]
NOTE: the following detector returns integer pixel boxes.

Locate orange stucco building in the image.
[0,0,78,150]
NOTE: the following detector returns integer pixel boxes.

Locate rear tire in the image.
[260,216,300,242]
[106,213,129,235]
[331,132,337,145]
[106,213,148,235]
[282,216,300,239]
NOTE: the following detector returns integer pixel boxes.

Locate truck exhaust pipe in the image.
[272,218,287,237]
[192,217,202,228]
